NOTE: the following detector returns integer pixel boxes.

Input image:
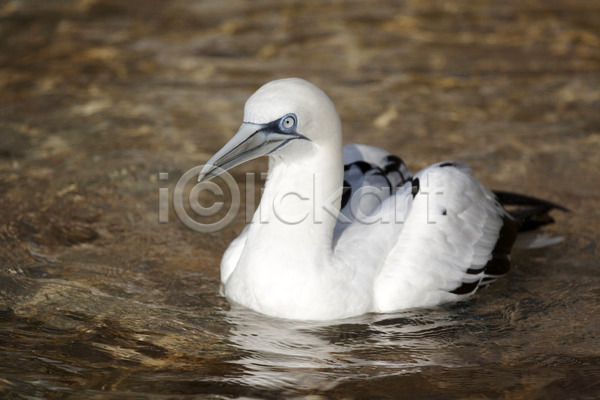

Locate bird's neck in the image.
[226,144,356,319]
[246,145,343,259]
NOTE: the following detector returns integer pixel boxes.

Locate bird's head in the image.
[198,78,341,182]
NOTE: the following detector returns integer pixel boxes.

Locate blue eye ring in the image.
[279,113,297,131]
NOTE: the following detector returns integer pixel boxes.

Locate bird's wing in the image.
[334,144,412,240]
[373,161,519,312]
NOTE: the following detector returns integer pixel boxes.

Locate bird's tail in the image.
[494,191,568,249]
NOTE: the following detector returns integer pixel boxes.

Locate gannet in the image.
[198,78,565,320]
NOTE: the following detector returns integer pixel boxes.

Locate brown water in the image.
[1,0,599,398]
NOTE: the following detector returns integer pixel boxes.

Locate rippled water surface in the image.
[1,0,599,398]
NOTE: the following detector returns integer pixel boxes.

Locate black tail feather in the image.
[493,191,568,211]
[493,191,568,233]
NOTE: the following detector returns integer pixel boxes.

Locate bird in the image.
[198,78,566,321]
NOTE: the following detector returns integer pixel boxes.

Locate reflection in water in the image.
[222,305,467,392]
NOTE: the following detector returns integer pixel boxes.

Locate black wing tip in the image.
[449,191,565,297]
[449,280,480,295]
[449,214,518,296]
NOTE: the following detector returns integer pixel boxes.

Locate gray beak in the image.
[198,122,306,182]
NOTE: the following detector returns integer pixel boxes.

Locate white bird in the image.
[198,78,565,321]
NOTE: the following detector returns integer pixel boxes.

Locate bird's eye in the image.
[280,114,297,130]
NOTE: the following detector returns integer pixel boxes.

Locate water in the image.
[1,0,599,398]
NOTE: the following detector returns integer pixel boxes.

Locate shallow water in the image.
[1,0,599,398]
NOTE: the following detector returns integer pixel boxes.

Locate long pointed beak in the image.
[198,122,305,182]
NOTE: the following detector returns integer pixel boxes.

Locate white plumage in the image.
[198,78,563,320]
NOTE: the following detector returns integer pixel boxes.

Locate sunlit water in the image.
[1,0,599,398]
